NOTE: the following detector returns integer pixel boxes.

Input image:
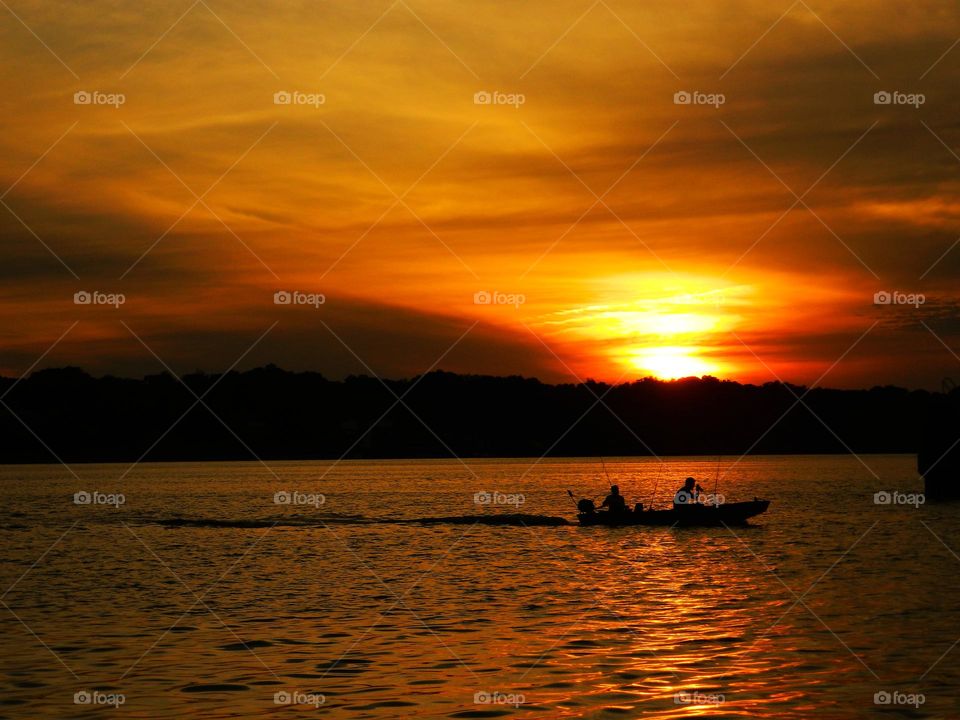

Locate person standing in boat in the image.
[673,477,703,509]
[601,485,628,513]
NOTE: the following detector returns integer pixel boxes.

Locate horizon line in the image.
[2,364,945,395]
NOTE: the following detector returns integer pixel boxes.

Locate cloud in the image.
[2,0,960,387]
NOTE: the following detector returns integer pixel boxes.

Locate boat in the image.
[577,499,770,527]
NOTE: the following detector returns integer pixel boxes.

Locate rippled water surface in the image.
[1,455,958,718]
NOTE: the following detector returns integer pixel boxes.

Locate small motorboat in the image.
[576,498,770,527]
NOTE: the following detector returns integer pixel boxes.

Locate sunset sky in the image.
[2,1,960,388]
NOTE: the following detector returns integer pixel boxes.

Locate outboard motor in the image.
[577,498,595,514]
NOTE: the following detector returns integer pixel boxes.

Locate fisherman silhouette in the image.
[673,477,702,509]
[601,485,628,513]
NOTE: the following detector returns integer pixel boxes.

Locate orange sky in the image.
[2,1,960,388]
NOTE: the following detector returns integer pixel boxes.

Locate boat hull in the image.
[577,500,770,527]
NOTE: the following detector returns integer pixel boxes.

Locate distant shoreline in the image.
[0,366,936,465]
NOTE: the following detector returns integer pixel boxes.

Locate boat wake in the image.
[151,513,570,528]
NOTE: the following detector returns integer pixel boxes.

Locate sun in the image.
[531,274,743,381]
[627,346,716,380]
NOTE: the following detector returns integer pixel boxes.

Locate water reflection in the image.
[0,456,955,717]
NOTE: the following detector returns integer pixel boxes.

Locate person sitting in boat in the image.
[673,477,703,509]
[601,485,629,513]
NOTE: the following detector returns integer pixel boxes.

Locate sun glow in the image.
[590,310,720,337]
[534,276,744,380]
[626,346,718,380]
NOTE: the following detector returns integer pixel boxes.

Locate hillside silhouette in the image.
[0,365,941,463]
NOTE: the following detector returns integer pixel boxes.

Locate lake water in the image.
[0,455,956,718]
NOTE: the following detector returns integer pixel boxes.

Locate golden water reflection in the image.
[0,456,954,718]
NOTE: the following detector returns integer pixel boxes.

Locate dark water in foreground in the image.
[0,455,956,718]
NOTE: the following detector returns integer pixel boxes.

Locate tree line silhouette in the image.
[0,365,943,463]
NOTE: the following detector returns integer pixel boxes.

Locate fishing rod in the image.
[599,455,611,485]
[713,454,721,496]
[570,456,621,515]
[648,461,664,509]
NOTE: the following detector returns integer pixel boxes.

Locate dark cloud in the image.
[0,294,561,383]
